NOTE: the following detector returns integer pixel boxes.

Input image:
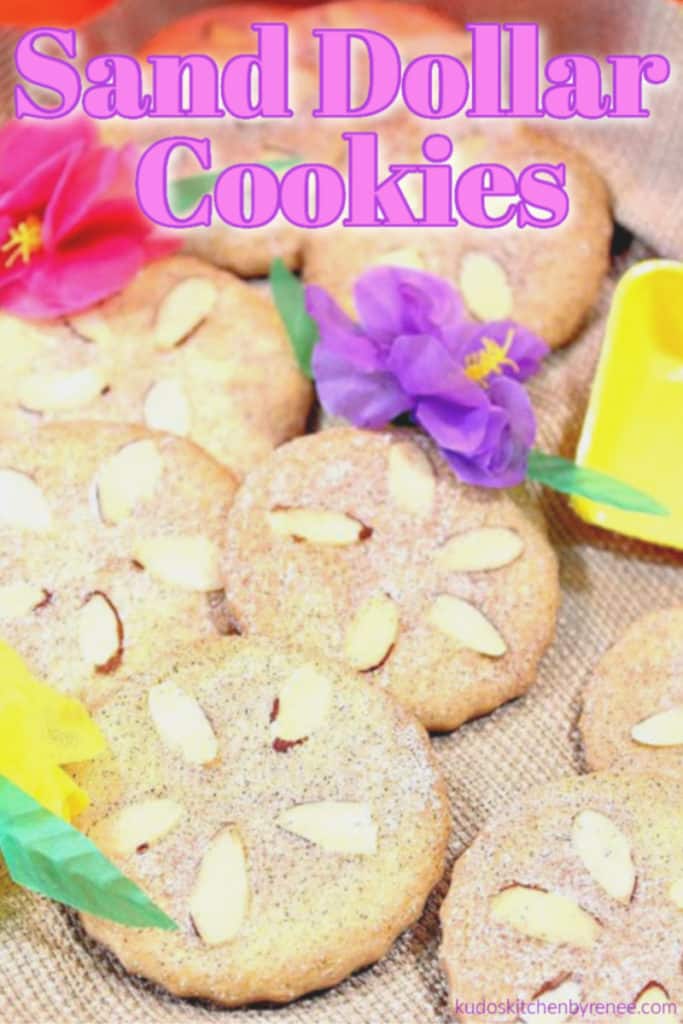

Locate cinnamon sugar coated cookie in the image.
[0,421,238,706]
[221,427,559,731]
[580,608,683,774]
[0,255,311,478]
[440,772,683,1022]
[303,127,612,349]
[73,638,451,1006]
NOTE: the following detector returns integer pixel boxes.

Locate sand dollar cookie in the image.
[0,255,311,478]
[72,637,450,1005]
[303,127,611,349]
[0,421,238,704]
[580,608,683,774]
[222,427,559,731]
[441,772,683,1022]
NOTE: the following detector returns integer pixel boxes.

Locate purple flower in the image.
[306,267,548,488]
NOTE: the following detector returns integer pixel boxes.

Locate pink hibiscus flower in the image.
[0,119,179,319]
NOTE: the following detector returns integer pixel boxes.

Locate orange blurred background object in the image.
[0,0,116,27]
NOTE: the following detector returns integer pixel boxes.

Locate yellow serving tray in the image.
[572,259,683,548]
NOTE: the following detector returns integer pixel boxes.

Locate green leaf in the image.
[169,156,300,215]
[527,450,668,516]
[0,777,177,930]
[269,258,318,378]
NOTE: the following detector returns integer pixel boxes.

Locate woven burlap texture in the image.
[0,0,682,1020]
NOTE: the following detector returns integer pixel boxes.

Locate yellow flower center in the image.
[1,215,43,269]
[464,326,519,387]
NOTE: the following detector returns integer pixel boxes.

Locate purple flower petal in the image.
[386,333,483,402]
[312,343,412,428]
[459,320,549,384]
[305,285,381,372]
[353,267,465,345]
[415,396,492,457]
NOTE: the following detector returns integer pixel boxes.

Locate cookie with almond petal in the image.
[303,127,611,349]
[221,426,559,731]
[580,608,683,775]
[72,636,450,1006]
[0,255,311,478]
[440,771,683,1022]
[0,421,238,705]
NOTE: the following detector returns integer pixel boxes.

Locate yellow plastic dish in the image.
[572,259,683,548]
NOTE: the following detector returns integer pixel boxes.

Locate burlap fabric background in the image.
[0,2,682,1022]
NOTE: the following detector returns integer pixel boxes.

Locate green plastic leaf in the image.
[169,156,300,215]
[269,258,318,378]
[527,450,668,516]
[0,777,177,930]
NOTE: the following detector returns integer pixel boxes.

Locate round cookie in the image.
[72,637,451,1006]
[580,608,683,775]
[0,255,311,478]
[303,127,612,349]
[221,427,559,731]
[0,421,238,705]
[440,772,683,1022]
[110,1,470,277]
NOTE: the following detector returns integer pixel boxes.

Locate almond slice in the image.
[143,379,191,437]
[627,984,676,1021]
[133,536,222,591]
[78,592,123,672]
[572,810,636,903]
[370,247,425,270]
[459,252,513,321]
[668,879,683,908]
[387,441,435,516]
[95,440,164,525]
[90,798,184,856]
[154,277,218,349]
[437,527,524,573]
[267,508,372,546]
[521,978,582,1023]
[490,886,600,949]
[0,582,49,619]
[276,801,377,854]
[148,681,218,764]
[189,826,248,945]
[17,366,108,412]
[631,707,683,747]
[345,593,399,671]
[428,594,506,657]
[67,311,113,344]
[271,664,332,747]
[0,469,52,532]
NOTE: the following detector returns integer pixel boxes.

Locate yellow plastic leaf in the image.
[0,642,105,820]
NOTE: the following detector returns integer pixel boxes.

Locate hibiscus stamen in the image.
[1,215,43,268]
[464,327,519,387]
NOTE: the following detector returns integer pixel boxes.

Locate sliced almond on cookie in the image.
[521,978,582,1023]
[387,441,435,516]
[148,681,218,764]
[271,665,332,747]
[371,247,425,270]
[17,366,108,412]
[490,886,600,948]
[459,252,513,321]
[276,801,377,854]
[190,826,248,945]
[78,592,123,672]
[627,984,676,1020]
[133,536,222,591]
[143,379,191,437]
[572,810,636,903]
[95,440,164,525]
[668,879,683,908]
[154,277,218,349]
[267,508,371,545]
[345,594,399,671]
[0,470,52,531]
[90,798,184,856]
[0,582,49,619]
[67,311,113,345]
[631,707,683,747]
[428,595,506,657]
[437,527,524,572]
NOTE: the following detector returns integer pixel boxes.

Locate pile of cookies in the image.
[2,1,678,1020]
